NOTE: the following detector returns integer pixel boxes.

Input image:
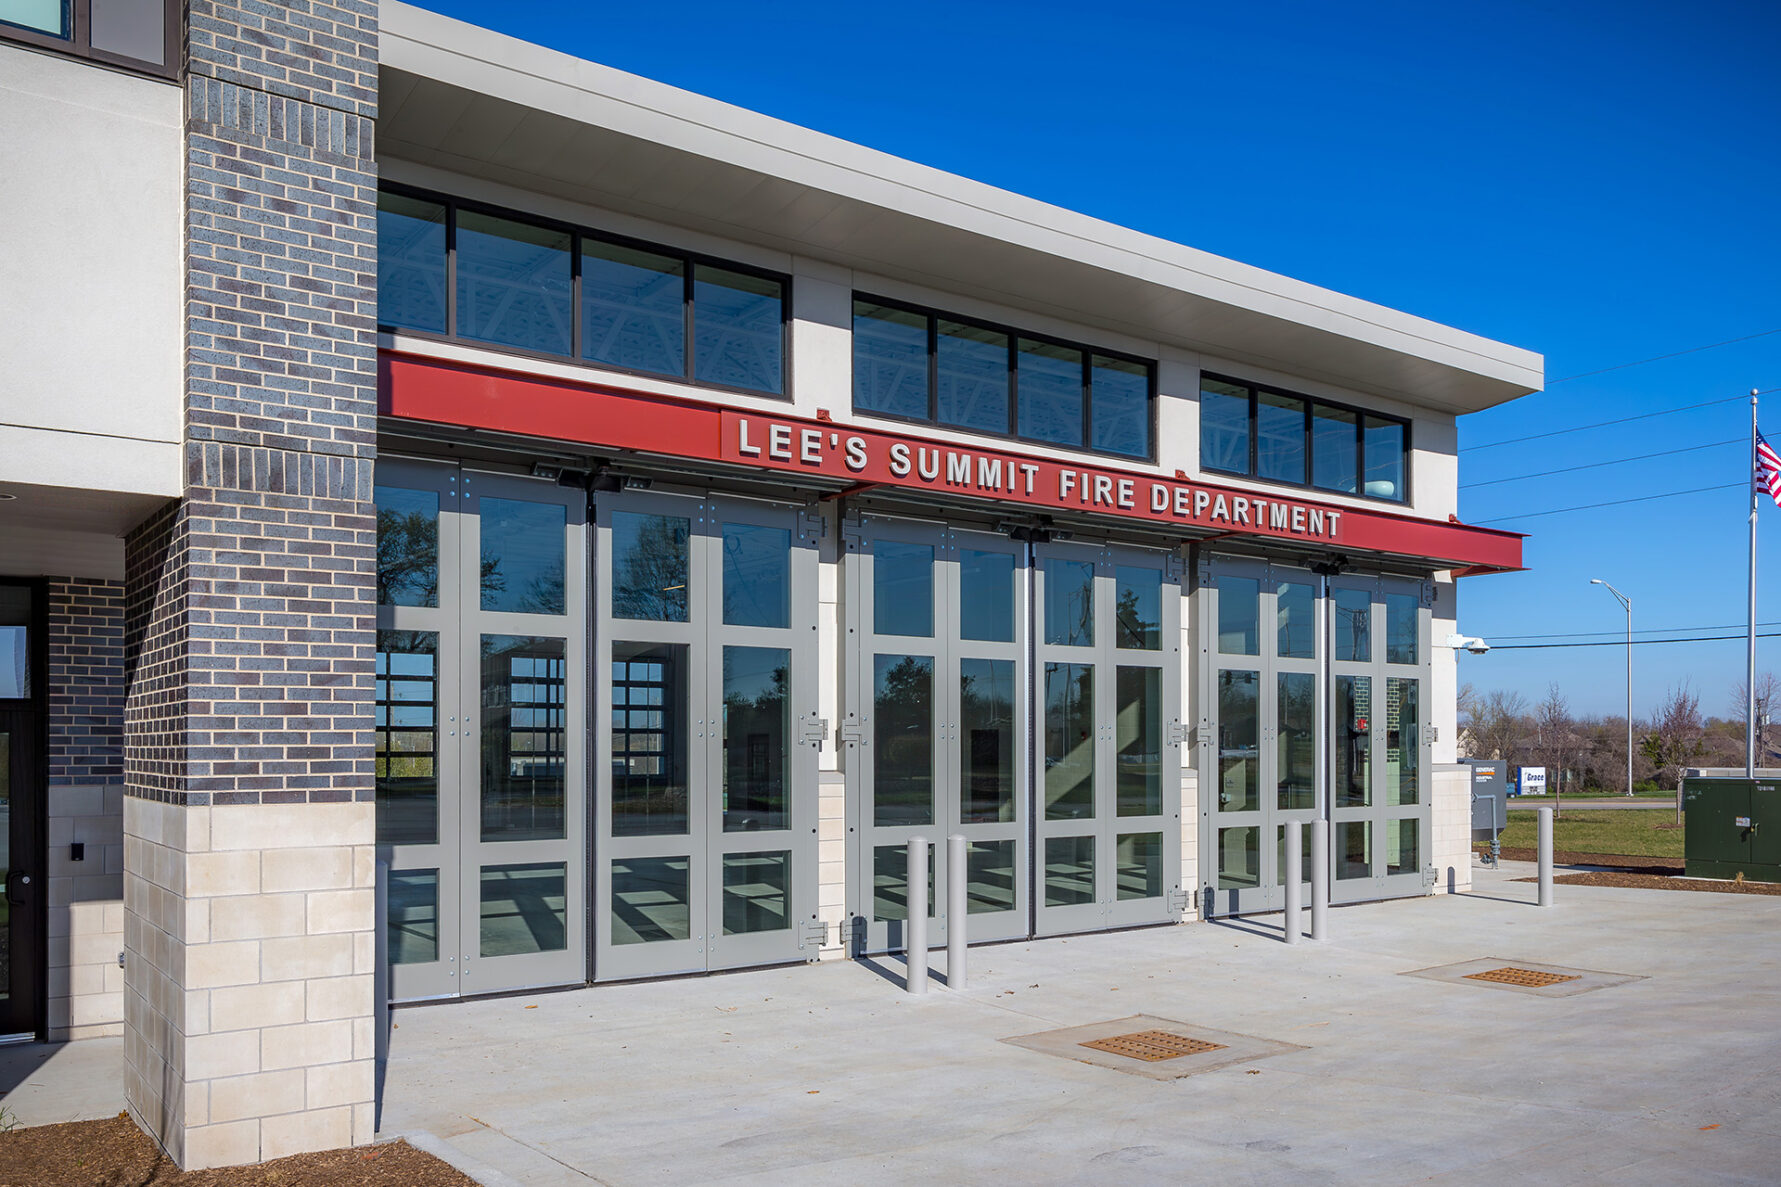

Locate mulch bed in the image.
[0,1113,477,1187]
[1485,846,1683,873]
[1513,871,1781,895]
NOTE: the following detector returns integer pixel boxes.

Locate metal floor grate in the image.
[1464,967,1581,988]
[1079,1030,1229,1062]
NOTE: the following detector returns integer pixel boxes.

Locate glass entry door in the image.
[1329,574,1433,903]
[1032,541,1183,936]
[844,515,1028,955]
[376,462,588,1000]
[593,491,822,979]
[1198,556,1320,917]
[0,582,43,1037]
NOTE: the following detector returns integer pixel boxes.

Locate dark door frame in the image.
[0,576,49,1041]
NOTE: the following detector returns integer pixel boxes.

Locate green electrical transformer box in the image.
[1682,778,1781,883]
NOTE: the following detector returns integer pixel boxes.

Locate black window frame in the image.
[377,182,794,403]
[852,292,1157,464]
[1198,371,1412,505]
[0,0,180,80]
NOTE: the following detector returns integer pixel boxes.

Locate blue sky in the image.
[423,0,1781,719]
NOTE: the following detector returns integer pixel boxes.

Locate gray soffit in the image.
[379,3,1544,415]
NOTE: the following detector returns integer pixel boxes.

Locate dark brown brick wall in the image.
[46,578,126,788]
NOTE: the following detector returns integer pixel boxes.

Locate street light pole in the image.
[1591,579,1633,797]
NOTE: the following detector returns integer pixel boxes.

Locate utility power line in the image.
[1463,395,1748,452]
[1460,438,1742,489]
[1490,620,1781,642]
[1473,482,1746,525]
[1546,328,1781,385]
[1488,631,1781,651]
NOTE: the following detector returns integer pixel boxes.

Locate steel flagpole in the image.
[1748,389,1759,778]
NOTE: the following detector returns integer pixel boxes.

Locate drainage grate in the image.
[1464,967,1581,988]
[1079,1030,1229,1062]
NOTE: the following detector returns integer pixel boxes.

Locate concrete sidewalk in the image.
[375,864,1781,1186]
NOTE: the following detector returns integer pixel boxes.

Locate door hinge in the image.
[1167,720,1188,747]
[841,516,864,548]
[840,716,866,747]
[1167,888,1193,915]
[1166,552,1187,582]
[1422,865,1440,888]
[797,508,826,542]
[797,918,829,952]
[801,713,831,748]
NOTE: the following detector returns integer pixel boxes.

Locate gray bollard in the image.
[947,834,968,990]
[1537,805,1554,907]
[906,836,929,994]
[1310,819,1329,941]
[1283,819,1303,945]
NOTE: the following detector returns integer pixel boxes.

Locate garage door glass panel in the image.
[1335,675,1372,808]
[1387,820,1418,875]
[723,646,789,831]
[874,654,934,826]
[480,862,567,956]
[1217,576,1259,654]
[1115,566,1161,650]
[480,636,566,842]
[376,486,440,607]
[1116,666,1160,816]
[1218,826,1260,889]
[1217,670,1259,812]
[1045,560,1095,646]
[1334,589,1371,662]
[612,512,691,622]
[1386,594,1418,664]
[1337,821,1371,880]
[874,541,934,637]
[376,631,439,846]
[966,841,1016,913]
[1275,824,1313,886]
[872,844,933,920]
[612,856,692,944]
[1044,662,1095,819]
[960,659,1014,823]
[1116,832,1163,899]
[722,524,790,629]
[959,550,1015,642]
[480,500,567,615]
[722,852,790,934]
[1388,678,1419,806]
[1277,581,1313,658]
[387,869,439,965]
[1044,836,1095,905]
[612,642,690,836]
[1277,672,1314,810]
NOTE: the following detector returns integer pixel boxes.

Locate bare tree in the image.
[1533,684,1574,811]
[1466,690,1530,766]
[1731,672,1781,764]
[1641,682,1707,790]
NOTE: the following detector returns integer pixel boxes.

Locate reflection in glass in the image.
[874,655,933,827]
[1092,354,1150,459]
[0,586,30,699]
[1116,667,1160,817]
[854,301,928,419]
[960,659,1015,824]
[376,192,446,334]
[480,862,567,956]
[611,856,691,944]
[481,499,565,614]
[967,841,1016,914]
[1257,389,1306,484]
[1388,678,1420,806]
[1044,836,1095,906]
[1335,675,1372,808]
[694,264,783,394]
[376,486,440,608]
[612,511,690,622]
[1364,416,1406,500]
[1275,825,1314,887]
[0,730,7,999]
[1217,576,1259,655]
[959,550,1015,643]
[1334,589,1372,662]
[873,844,933,921]
[1115,566,1162,650]
[377,631,439,845]
[1044,663,1095,820]
[937,319,1009,434]
[388,869,438,965]
[1277,580,1314,658]
[874,540,934,637]
[1116,832,1163,900]
[1045,559,1094,647]
[723,646,789,832]
[582,239,685,378]
[722,852,790,934]
[480,636,566,841]
[1386,593,1419,665]
[722,523,791,628]
[1338,822,1371,880]
[1277,672,1315,811]
[612,642,689,835]
[1312,403,1358,493]
[456,211,572,356]
[1217,826,1260,890]
[1217,670,1259,812]
[1018,338,1084,447]
[1200,378,1251,473]
[1387,819,1419,876]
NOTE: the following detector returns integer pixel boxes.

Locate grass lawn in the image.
[1495,808,1684,859]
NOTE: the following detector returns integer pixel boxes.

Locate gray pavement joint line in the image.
[449,1114,617,1187]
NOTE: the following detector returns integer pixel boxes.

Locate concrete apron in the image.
[8,861,1781,1183]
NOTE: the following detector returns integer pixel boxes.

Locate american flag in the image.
[1759,430,1781,510]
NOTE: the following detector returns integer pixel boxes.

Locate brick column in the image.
[122,0,379,1169]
